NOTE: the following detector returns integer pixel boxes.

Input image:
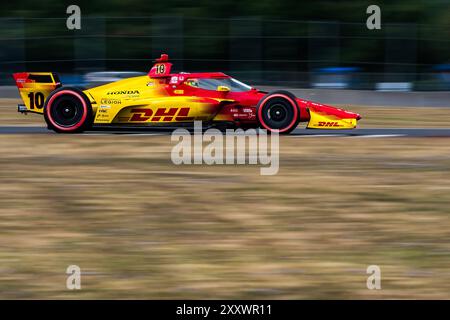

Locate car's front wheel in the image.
[44,87,93,133]
[256,90,300,134]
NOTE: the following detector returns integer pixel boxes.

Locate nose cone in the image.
[338,108,361,120]
[306,101,361,120]
[339,108,361,120]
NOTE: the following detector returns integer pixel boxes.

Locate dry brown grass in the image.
[0,99,43,125]
[344,105,450,128]
[0,134,449,299]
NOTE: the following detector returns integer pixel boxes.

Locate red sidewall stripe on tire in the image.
[46,90,88,132]
[257,94,299,133]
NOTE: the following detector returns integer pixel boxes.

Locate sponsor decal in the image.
[170,76,185,85]
[317,121,342,127]
[97,106,110,117]
[100,98,121,105]
[107,90,140,96]
[128,107,193,122]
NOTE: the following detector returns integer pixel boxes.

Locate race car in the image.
[12,54,361,133]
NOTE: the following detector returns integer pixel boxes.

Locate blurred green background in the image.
[1,1,450,88]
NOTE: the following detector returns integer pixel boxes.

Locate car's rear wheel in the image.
[256,90,300,134]
[44,87,93,133]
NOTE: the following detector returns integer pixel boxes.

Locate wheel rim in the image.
[268,104,288,122]
[259,96,296,131]
[50,96,84,127]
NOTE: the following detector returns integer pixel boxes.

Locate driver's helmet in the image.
[185,78,199,87]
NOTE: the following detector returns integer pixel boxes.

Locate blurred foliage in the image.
[2,0,450,23]
[0,0,449,85]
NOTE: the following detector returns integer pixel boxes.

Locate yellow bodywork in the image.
[85,76,221,124]
[307,109,357,129]
[16,74,223,124]
[16,73,59,113]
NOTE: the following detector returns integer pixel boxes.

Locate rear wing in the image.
[13,72,61,114]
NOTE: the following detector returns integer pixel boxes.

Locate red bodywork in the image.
[155,70,361,126]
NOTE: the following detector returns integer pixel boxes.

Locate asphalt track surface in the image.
[2,126,450,137]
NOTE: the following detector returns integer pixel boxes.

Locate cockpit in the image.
[184,77,252,92]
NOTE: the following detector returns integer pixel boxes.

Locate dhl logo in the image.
[317,121,342,127]
[129,107,193,122]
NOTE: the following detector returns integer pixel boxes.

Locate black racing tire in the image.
[44,87,93,133]
[256,90,300,134]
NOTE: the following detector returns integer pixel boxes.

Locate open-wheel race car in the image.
[13,54,361,133]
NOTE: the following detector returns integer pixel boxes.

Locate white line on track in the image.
[350,134,406,138]
[290,134,345,137]
[80,133,110,135]
[290,134,407,138]
[121,133,165,136]
[81,133,166,136]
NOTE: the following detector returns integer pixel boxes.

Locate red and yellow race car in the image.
[13,54,361,133]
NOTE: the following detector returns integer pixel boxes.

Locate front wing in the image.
[306,109,358,129]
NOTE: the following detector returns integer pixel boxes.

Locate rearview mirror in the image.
[217,86,231,92]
